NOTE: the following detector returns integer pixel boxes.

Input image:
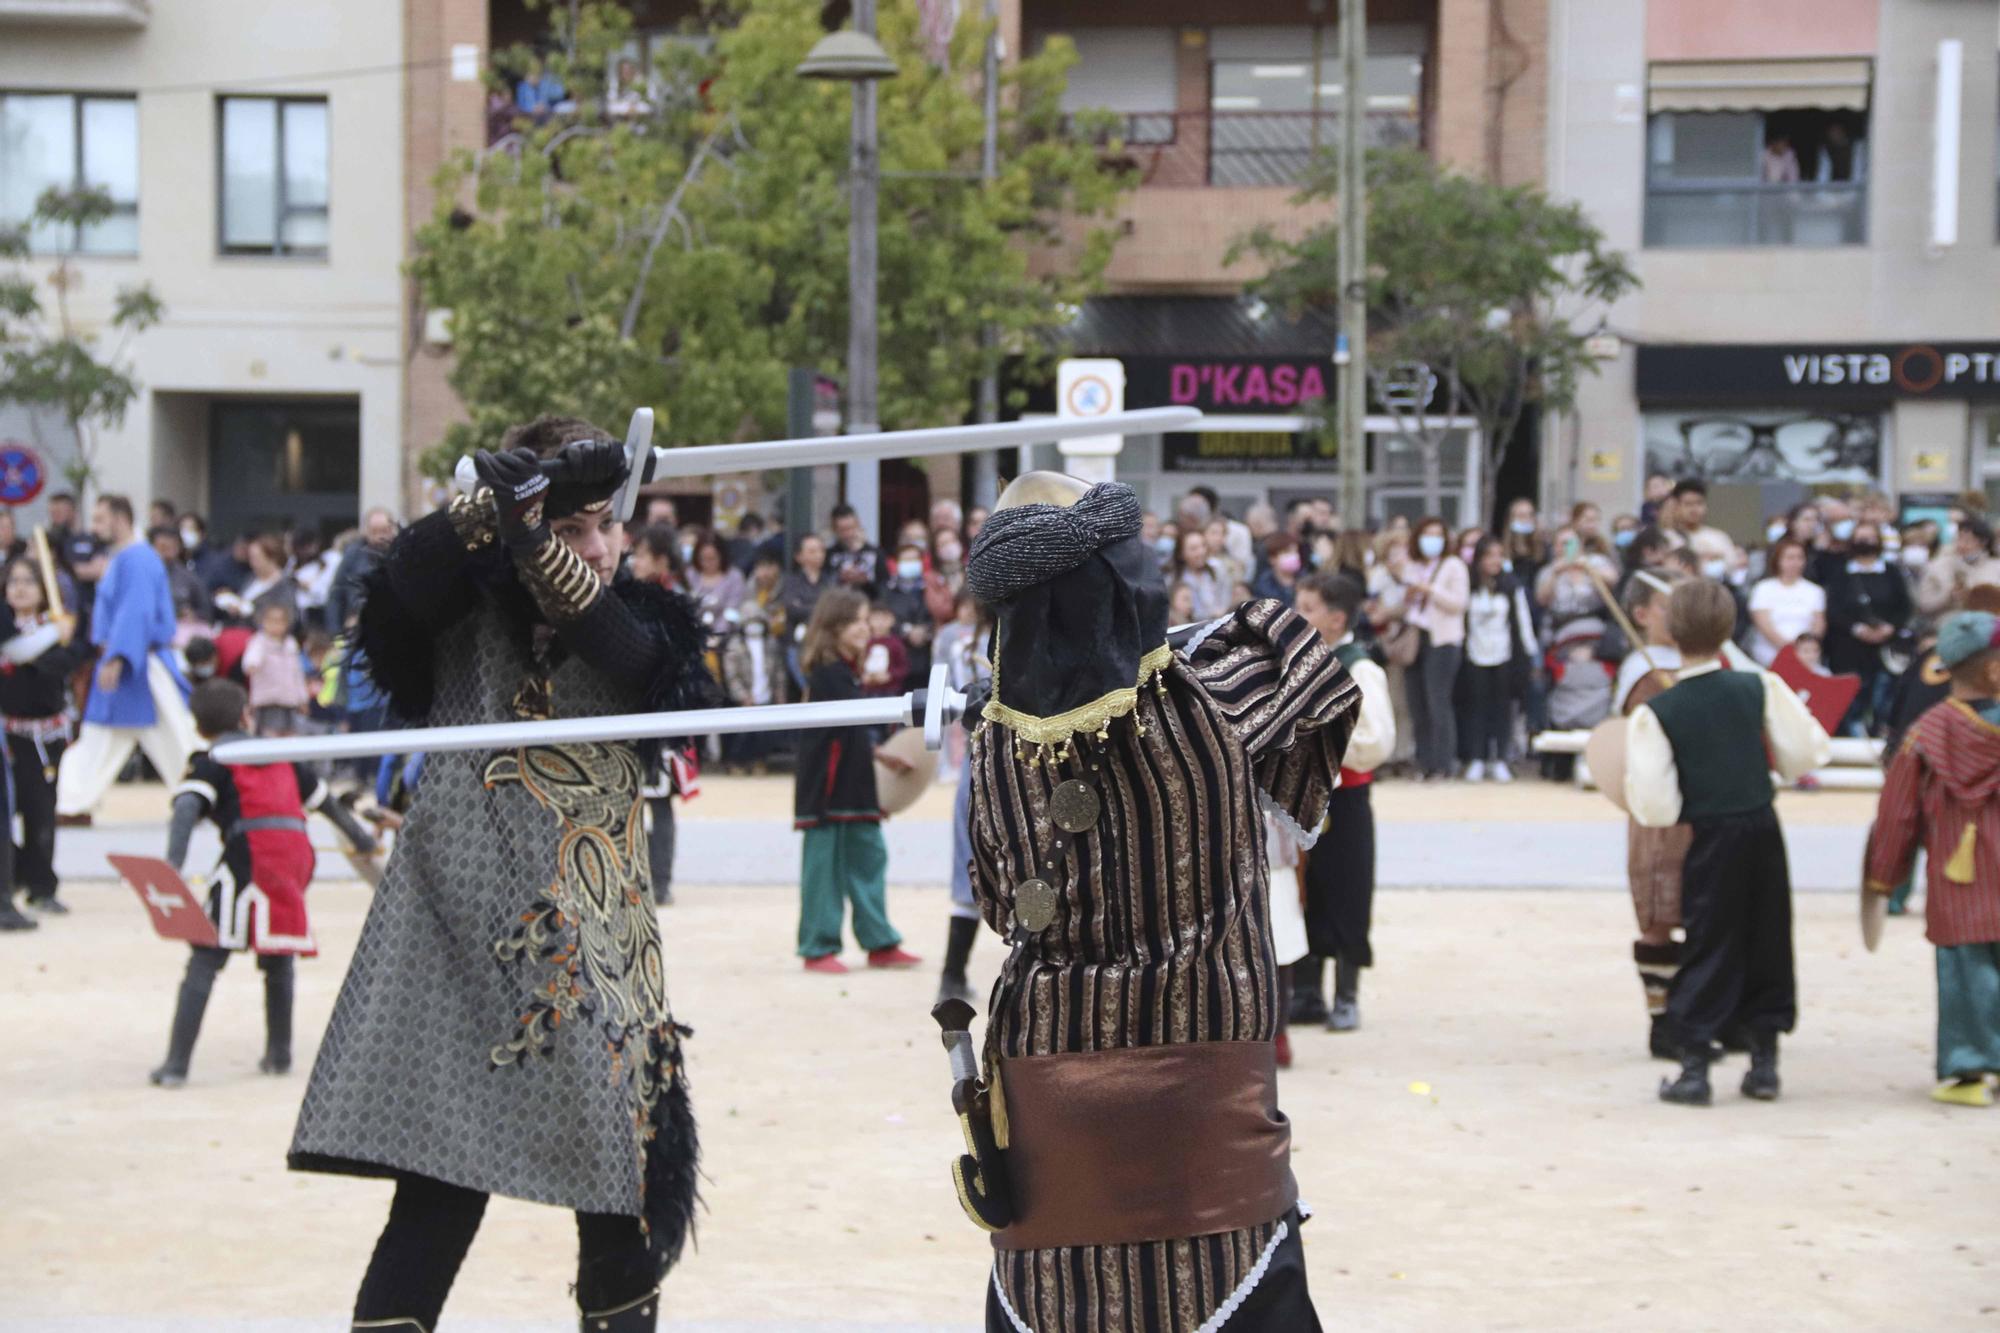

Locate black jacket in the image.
[0,620,89,720]
[792,660,881,827]
[1824,561,1913,676]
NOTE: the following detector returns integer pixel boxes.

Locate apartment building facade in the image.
[0,0,407,537]
[1546,0,2000,539]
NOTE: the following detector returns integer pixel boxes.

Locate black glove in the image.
[546,437,629,518]
[474,446,552,552]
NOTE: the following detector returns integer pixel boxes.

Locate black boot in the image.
[1327,955,1361,1032]
[1740,1030,1781,1101]
[1658,1045,1712,1106]
[150,954,220,1088]
[260,956,295,1075]
[580,1287,659,1332]
[0,891,37,932]
[1289,955,1328,1025]
[935,915,978,1008]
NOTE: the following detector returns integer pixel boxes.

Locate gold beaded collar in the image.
[980,641,1175,761]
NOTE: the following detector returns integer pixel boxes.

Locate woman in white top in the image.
[1458,537,1539,781]
[1401,516,1471,780]
[1746,537,1827,667]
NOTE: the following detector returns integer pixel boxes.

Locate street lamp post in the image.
[799,2,898,542]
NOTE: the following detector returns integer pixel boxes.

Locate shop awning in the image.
[1647,58,1872,113]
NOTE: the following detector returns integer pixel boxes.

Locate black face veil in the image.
[964,482,1171,752]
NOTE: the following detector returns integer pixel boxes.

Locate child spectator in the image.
[1459,536,1538,782]
[881,541,936,682]
[149,679,377,1087]
[860,600,909,698]
[182,635,219,685]
[303,627,342,732]
[1627,580,1831,1105]
[1167,580,1197,626]
[792,589,919,974]
[242,601,310,736]
[1867,610,2000,1106]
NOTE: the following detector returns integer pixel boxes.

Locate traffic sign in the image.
[0,442,45,505]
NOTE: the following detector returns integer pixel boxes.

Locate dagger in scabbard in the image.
[931,996,1012,1232]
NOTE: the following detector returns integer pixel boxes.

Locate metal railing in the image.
[1643,179,1867,248]
[1075,108,1422,188]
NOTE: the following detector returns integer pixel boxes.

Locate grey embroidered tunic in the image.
[289,501,704,1259]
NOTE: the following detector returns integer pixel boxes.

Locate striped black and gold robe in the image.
[969,599,1359,1332]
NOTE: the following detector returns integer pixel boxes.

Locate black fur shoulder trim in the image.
[351,562,437,722]
[613,580,722,715]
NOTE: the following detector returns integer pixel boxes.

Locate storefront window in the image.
[1641,409,1883,486]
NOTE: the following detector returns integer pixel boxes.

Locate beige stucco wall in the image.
[0,0,404,522]
[1544,0,2000,518]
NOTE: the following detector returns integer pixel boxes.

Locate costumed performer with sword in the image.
[286,418,712,1333]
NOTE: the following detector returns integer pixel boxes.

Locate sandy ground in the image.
[5,830,1995,1331]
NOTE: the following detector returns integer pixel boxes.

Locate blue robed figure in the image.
[55,496,196,818]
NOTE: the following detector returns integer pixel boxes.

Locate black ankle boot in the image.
[1327,955,1360,1032]
[935,915,978,1007]
[580,1287,659,1332]
[150,964,217,1087]
[260,957,295,1075]
[1740,1030,1781,1101]
[1659,1045,1713,1106]
[1289,955,1327,1025]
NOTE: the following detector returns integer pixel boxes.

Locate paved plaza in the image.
[5,777,1993,1332]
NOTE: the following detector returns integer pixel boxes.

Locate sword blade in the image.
[211,693,920,766]
[454,408,1202,494]
[643,407,1200,479]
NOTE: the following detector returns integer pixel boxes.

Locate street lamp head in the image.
[797,30,899,81]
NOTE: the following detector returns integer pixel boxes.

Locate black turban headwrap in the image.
[965,482,1169,743]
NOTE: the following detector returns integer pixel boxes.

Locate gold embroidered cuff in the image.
[517,535,602,620]
[448,489,497,551]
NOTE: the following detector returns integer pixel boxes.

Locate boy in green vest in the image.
[1625,579,1831,1106]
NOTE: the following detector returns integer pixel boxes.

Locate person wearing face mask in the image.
[1401,516,1470,780]
[880,541,937,682]
[1824,520,1913,733]
[720,603,789,770]
[1251,532,1305,606]
[1918,515,2000,617]
[1504,499,1550,593]
[926,529,965,623]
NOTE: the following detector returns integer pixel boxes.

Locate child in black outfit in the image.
[1624,580,1830,1106]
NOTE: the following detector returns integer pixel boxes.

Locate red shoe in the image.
[867,946,923,969]
[803,955,849,975]
[1274,1030,1294,1070]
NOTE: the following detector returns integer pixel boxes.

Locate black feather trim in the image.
[612,580,721,716]
[351,562,438,722]
[642,1065,701,1274]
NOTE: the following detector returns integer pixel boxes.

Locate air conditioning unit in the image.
[422,308,454,348]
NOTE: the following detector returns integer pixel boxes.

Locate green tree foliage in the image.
[1237,148,1638,517]
[413,0,1133,473]
[0,187,163,496]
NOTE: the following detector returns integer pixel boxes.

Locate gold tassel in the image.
[1945,821,1979,884]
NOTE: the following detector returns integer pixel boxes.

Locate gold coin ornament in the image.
[1050,779,1102,834]
[1015,878,1059,933]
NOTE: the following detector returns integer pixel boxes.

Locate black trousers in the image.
[984,1207,1321,1333]
[1304,784,1375,968]
[353,1172,655,1327]
[1668,807,1797,1047]
[9,733,63,899]
[1460,664,1515,764]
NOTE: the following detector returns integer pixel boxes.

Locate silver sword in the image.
[212,665,968,767]
[452,406,1204,524]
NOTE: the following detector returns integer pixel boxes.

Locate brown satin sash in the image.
[992,1040,1296,1251]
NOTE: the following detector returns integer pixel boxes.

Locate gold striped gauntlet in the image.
[448,489,497,551]
[516,536,602,620]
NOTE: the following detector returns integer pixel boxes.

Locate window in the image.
[0,92,138,255]
[1207,48,1424,187]
[218,96,328,256]
[1643,59,1871,248]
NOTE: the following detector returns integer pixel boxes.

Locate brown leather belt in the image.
[992,1040,1296,1251]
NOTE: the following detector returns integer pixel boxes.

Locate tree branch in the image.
[620,130,720,342]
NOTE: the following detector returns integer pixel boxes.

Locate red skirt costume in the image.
[175,751,323,956]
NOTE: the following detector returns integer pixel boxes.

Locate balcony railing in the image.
[1078,109,1423,189]
[1644,179,1867,248]
[0,0,148,25]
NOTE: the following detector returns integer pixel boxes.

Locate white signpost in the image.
[1055,357,1127,484]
